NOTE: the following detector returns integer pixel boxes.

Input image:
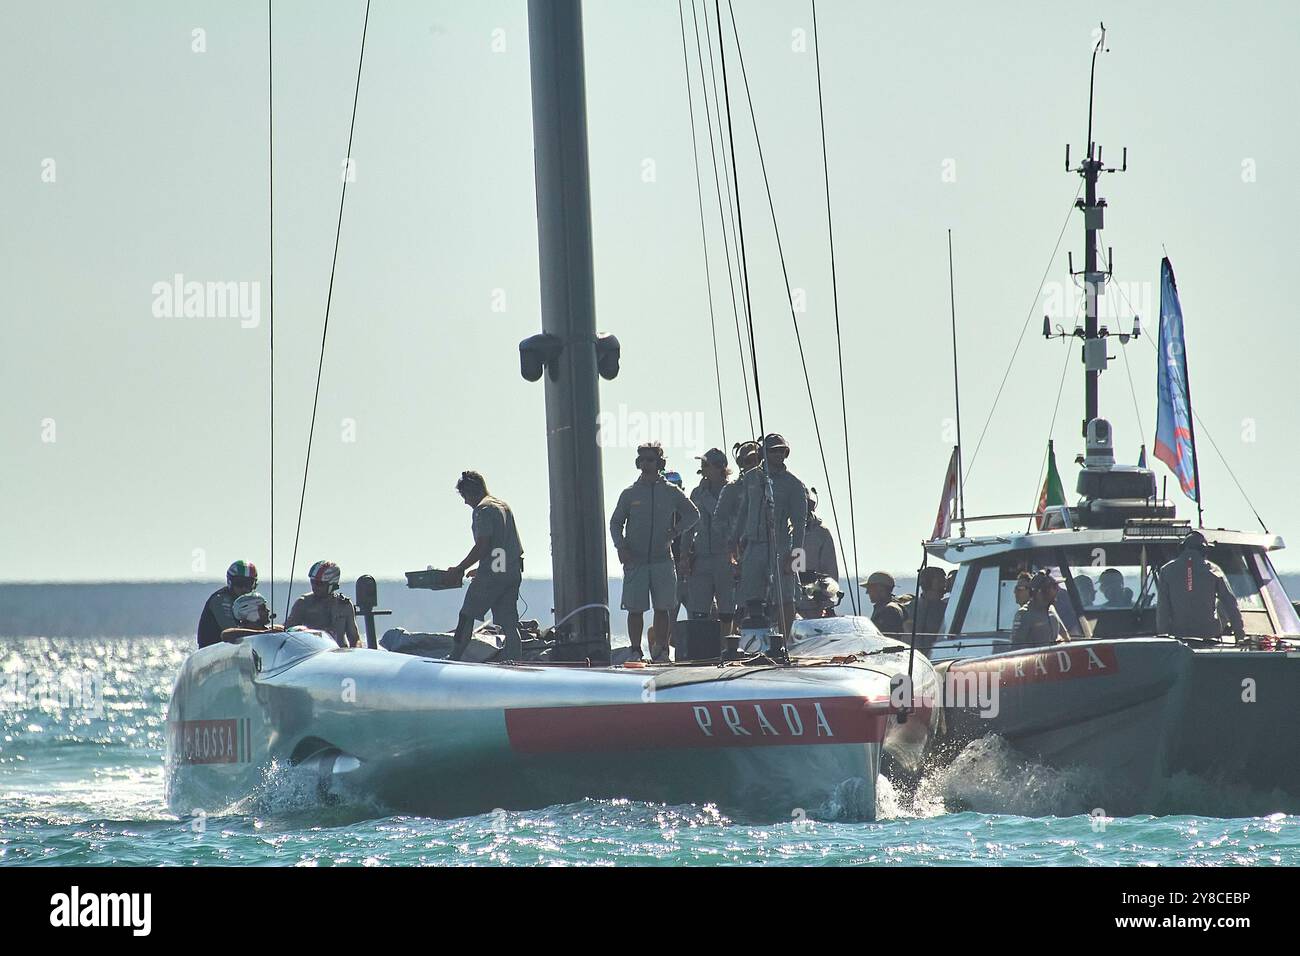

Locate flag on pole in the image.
[1036,440,1067,530]
[931,446,960,540]
[1138,445,1147,469]
[1154,257,1199,501]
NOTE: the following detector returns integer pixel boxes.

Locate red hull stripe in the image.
[505,696,889,754]
[950,644,1120,688]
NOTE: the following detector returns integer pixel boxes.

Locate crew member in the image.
[610,442,700,662]
[197,560,258,648]
[685,448,738,636]
[442,470,525,662]
[801,489,839,582]
[286,560,361,648]
[861,571,905,636]
[730,433,808,641]
[1013,570,1033,609]
[1010,571,1071,647]
[912,566,949,651]
[1156,531,1244,641]
[219,592,284,643]
[1098,568,1135,607]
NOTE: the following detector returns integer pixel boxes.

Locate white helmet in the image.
[232,592,269,625]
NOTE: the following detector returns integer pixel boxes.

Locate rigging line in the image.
[725,0,853,614]
[284,0,372,620]
[268,0,275,616]
[714,0,764,440]
[677,0,727,449]
[806,0,857,613]
[1025,340,1076,531]
[1114,282,1269,532]
[697,0,755,436]
[964,179,1084,486]
[716,0,791,629]
[810,0,859,614]
[1119,335,1145,447]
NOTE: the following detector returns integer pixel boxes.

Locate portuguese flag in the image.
[1035,440,1067,530]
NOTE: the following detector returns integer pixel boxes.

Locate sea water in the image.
[2,636,1298,867]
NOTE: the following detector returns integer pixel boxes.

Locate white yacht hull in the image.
[166,629,931,821]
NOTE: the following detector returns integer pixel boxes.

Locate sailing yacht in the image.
[166,0,938,823]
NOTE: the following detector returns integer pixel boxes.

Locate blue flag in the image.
[1154,257,1198,501]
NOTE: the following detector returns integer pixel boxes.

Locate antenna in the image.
[947,229,966,537]
[1061,21,1128,438]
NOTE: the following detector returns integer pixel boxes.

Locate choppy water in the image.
[2,636,1298,866]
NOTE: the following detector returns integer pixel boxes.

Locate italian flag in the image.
[1036,440,1067,530]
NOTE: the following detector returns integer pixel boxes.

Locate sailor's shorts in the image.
[621,560,677,613]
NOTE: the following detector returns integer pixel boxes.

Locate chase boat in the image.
[919,29,1299,810]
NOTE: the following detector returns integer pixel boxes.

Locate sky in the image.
[3,0,1298,590]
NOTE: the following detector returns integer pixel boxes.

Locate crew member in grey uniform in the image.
[610,442,700,662]
[443,471,525,661]
[800,489,839,581]
[685,448,737,635]
[1156,530,1244,641]
[197,559,258,647]
[1010,571,1071,647]
[861,571,905,636]
[730,433,808,640]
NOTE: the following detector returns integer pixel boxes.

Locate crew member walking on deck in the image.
[861,571,905,637]
[730,434,808,640]
[286,560,362,648]
[610,442,699,663]
[442,471,525,661]
[197,560,258,648]
[685,448,738,634]
[1157,530,1244,641]
[1010,572,1071,647]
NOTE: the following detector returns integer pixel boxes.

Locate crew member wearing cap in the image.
[1156,531,1244,640]
[1010,571,1071,647]
[287,560,362,648]
[198,560,259,648]
[610,442,700,662]
[861,571,905,637]
[218,592,285,643]
[730,433,808,639]
[684,448,738,635]
[442,470,525,661]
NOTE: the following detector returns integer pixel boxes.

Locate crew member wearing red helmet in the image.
[286,560,361,648]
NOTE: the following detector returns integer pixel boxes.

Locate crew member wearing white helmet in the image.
[197,560,258,648]
[218,592,284,643]
[286,560,361,648]
[442,471,525,662]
